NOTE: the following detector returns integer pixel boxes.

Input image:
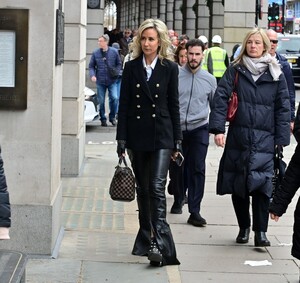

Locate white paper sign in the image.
[0,31,16,87]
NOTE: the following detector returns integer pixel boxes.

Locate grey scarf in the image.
[243,54,282,81]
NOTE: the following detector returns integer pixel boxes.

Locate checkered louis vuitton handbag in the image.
[109,156,135,202]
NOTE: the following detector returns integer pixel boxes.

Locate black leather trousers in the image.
[128,149,180,265]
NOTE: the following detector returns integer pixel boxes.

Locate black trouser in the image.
[232,191,270,232]
[128,149,180,265]
[277,145,300,259]
[183,125,209,214]
[168,160,185,206]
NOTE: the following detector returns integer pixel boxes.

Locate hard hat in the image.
[198,35,208,44]
[212,35,222,44]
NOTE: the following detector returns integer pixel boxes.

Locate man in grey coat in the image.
[177,39,217,226]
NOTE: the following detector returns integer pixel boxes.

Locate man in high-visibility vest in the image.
[204,35,229,84]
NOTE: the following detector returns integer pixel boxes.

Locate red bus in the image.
[269,21,283,33]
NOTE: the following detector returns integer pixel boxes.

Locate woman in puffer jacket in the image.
[269,106,300,259]
[0,146,11,239]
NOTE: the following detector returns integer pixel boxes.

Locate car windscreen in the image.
[277,37,300,53]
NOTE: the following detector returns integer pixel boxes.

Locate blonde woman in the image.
[116,19,182,266]
[209,28,290,247]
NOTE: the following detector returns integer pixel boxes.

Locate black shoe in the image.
[236,228,250,244]
[170,202,183,214]
[109,118,116,126]
[149,261,163,267]
[254,231,270,247]
[101,121,107,127]
[148,239,162,266]
[187,213,207,227]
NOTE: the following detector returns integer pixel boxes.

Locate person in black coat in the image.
[116,19,182,266]
[266,29,296,131]
[0,146,11,240]
[209,28,290,247]
[269,105,300,259]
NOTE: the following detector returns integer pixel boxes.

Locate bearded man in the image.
[178,39,217,227]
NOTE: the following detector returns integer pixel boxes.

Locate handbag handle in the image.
[118,156,128,167]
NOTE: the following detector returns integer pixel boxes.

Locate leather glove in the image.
[174,140,183,153]
[117,140,126,157]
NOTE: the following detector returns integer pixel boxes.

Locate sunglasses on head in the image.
[270,40,278,44]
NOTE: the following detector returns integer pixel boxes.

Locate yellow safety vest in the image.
[209,46,227,77]
[201,49,209,70]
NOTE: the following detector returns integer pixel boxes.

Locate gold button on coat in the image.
[137,116,140,119]
[152,114,156,118]
[136,84,140,88]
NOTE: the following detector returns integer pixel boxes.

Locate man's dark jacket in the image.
[0,146,11,227]
[269,106,300,259]
[276,52,295,121]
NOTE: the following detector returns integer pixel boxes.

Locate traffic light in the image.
[268,4,274,21]
[268,2,280,21]
[274,3,280,20]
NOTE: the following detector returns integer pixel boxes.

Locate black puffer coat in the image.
[269,106,300,259]
[209,64,291,198]
[0,146,11,227]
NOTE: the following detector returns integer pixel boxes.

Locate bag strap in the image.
[233,71,239,90]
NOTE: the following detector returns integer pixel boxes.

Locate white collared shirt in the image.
[143,55,158,81]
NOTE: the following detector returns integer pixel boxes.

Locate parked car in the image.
[277,34,300,83]
[84,87,99,123]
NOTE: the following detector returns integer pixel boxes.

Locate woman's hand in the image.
[117,140,126,157]
[171,151,178,161]
[270,213,279,222]
[91,76,97,82]
[171,140,182,161]
[214,134,225,147]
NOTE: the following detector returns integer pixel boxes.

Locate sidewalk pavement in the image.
[26,125,300,283]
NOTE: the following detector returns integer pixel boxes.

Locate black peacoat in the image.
[209,64,291,198]
[116,56,182,151]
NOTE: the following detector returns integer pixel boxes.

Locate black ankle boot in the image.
[148,239,163,266]
[254,231,270,247]
[236,228,250,244]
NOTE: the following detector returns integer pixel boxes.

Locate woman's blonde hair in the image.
[130,18,174,61]
[233,28,271,65]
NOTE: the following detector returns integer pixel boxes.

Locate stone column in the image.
[159,0,167,22]
[196,0,210,39]
[139,0,145,26]
[145,0,151,19]
[0,0,63,254]
[166,0,174,29]
[86,2,104,90]
[174,0,182,35]
[223,0,268,58]
[61,0,87,176]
